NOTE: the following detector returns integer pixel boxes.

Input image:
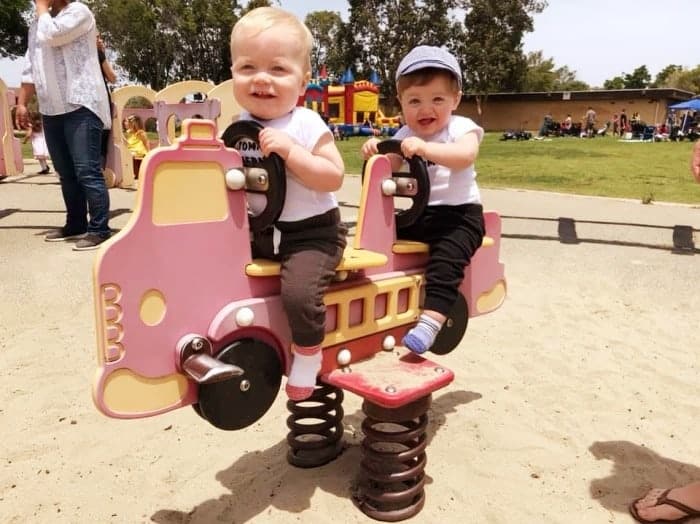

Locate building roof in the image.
[461,88,695,103]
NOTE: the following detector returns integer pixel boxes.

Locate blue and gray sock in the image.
[402,314,443,354]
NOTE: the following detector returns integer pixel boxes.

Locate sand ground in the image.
[1,163,699,523]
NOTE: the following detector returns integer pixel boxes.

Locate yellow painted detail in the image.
[322,275,423,347]
[392,240,429,254]
[476,280,506,314]
[103,368,189,414]
[245,247,387,277]
[139,289,167,326]
[152,161,228,225]
[189,122,215,140]
[392,236,493,254]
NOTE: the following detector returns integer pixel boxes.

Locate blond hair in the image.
[230,7,313,74]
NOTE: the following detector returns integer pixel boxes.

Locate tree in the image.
[603,76,625,90]
[86,0,254,90]
[456,0,547,116]
[0,0,30,58]
[522,51,557,92]
[623,65,651,89]
[664,66,700,94]
[553,65,588,91]
[305,11,346,78]
[653,64,683,88]
[603,66,651,90]
[344,0,459,113]
[521,52,588,92]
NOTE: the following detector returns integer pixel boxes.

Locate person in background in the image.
[584,106,597,138]
[628,146,700,524]
[361,45,485,355]
[124,114,149,178]
[22,112,52,174]
[561,113,573,135]
[15,0,112,251]
[619,108,629,136]
[230,7,347,401]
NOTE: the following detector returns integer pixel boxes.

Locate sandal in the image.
[629,488,700,524]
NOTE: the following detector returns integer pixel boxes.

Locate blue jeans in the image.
[43,107,110,236]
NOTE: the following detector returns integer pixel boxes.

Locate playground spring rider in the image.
[91,119,506,521]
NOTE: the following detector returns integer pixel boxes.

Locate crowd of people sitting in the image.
[512,107,700,143]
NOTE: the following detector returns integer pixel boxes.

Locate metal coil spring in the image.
[358,408,429,521]
[286,383,345,468]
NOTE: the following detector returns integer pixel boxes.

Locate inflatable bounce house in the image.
[298,66,402,137]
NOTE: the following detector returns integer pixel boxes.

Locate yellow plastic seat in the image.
[245,247,388,277]
[392,236,494,254]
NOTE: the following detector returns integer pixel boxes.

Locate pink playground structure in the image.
[104,80,241,188]
[91,118,506,521]
[0,79,23,179]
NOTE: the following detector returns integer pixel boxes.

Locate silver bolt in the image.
[385,385,397,393]
[191,338,204,351]
[435,367,445,374]
[446,319,454,328]
[239,380,251,392]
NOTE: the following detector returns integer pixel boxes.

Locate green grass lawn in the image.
[19,130,700,205]
[338,134,700,205]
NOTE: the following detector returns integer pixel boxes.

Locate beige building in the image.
[455,88,695,132]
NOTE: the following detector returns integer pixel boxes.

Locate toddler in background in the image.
[23,113,51,174]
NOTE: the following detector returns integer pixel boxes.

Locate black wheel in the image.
[221,120,286,233]
[198,338,283,430]
[361,139,430,229]
[430,293,469,355]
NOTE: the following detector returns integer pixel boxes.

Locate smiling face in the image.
[230,25,310,121]
[397,71,460,139]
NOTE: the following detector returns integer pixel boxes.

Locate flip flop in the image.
[629,488,700,524]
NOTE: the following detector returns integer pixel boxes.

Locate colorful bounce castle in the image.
[298,66,402,137]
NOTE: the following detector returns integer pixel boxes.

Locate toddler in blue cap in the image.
[361,45,486,354]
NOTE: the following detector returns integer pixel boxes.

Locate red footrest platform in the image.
[321,347,454,408]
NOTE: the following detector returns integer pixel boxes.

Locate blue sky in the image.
[3,0,698,88]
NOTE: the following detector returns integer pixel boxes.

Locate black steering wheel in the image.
[362,139,430,230]
[221,120,286,233]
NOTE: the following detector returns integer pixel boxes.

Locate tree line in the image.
[3,0,699,105]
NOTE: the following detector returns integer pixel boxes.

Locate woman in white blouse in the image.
[15,0,112,251]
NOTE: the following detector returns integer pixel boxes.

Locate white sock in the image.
[285,344,322,401]
[403,314,443,354]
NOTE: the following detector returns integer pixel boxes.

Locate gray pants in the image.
[252,208,347,346]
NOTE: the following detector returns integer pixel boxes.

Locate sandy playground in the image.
[0,163,699,523]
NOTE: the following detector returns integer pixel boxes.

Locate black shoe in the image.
[45,228,87,242]
[72,233,111,251]
[37,168,51,174]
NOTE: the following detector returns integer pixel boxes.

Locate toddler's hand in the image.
[400,137,427,159]
[360,138,381,160]
[258,128,296,160]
